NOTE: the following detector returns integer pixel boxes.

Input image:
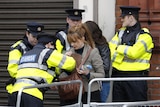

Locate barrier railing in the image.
[122,100,160,107]
[15,77,160,107]
[86,77,160,107]
[16,80,83,107]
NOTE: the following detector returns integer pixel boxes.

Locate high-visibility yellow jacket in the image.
[56,30,71,51]
[7,37,63,94]
[55,39,63,53]
[8,39,32,78]
[8,38,63,77]
[109,27,154,71]
[7,37,34,93]
[11,44,76,100]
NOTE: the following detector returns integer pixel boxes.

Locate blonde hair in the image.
[67,24,95,48]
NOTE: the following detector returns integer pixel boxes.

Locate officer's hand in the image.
[65,51,72,56]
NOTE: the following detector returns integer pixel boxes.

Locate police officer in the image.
[6,22,44,98]
[56,9,85,51]
[8,32,76,107]
[109,6,154,102]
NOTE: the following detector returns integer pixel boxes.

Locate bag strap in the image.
[78,48,92,69]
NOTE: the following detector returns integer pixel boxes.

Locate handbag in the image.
[58,48,92,100]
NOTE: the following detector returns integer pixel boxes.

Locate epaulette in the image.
[11,40,22,48]
[55,29,65,35]
[140,28,150,34]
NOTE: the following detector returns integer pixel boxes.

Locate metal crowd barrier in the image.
[86,77,160,107]
[16,80,83,107]
[0,106,14,107]
[122,100,160,107]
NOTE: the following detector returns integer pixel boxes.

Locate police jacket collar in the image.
[126,22,141,32]
[33,43,46,49]
[23,36,34,50]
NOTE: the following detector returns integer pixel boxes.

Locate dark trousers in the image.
[60,90,101,106]
[112,80,148,102]
[8,92,43,107]
[112,68,148,102]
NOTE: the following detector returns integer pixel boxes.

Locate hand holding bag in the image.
[58,48,92,100]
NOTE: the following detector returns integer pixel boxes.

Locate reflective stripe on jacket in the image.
[7,40,27,78]
[11,44,76,100]
[109,27,154,71]
[7,38,33,94]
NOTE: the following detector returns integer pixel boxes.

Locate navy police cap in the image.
[37,32,57,44]
[65,9,85,20]
[120,6,140,17]
[26,22,44,37]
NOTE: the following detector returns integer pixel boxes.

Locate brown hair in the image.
[67,24,95,48]
[84,21,108,45]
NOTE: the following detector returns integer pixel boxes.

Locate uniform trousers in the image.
[112,68,148,102]
[8,92,43,107]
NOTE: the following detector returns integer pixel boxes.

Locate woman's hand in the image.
[77,66,90,75]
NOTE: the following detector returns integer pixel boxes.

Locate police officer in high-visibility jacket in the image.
[6,22,44,94]
[56,9,85,52]
[8,32,76,107]
[109,6,154,102]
